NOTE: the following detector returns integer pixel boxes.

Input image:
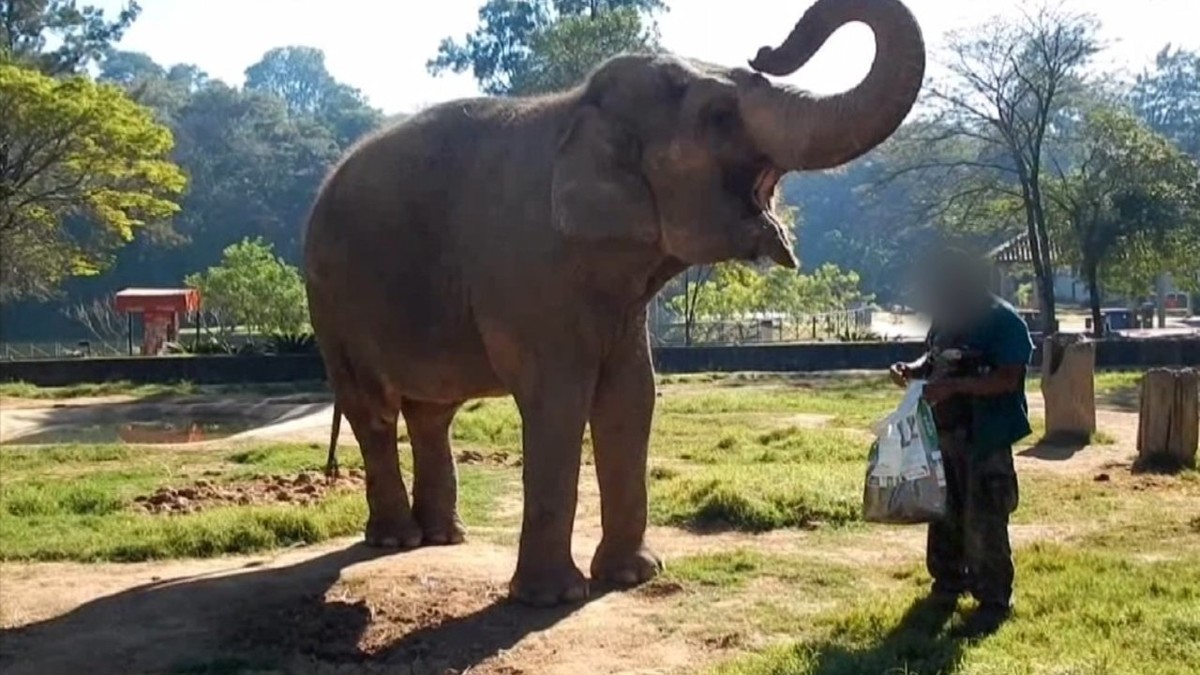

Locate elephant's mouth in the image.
[752,165,784,215]
[749,165,797,268]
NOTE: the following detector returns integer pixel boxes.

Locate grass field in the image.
[1,371,1197,675]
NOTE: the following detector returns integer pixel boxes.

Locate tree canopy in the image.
[1131,46,1200,160]
[0,63,186,301]
[1,3,381,337]
[1047,108,1200,334]
[428,0,663,95]
[0,0,140,75]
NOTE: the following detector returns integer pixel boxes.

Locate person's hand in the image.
[923,378,959,404]
[889,362,910,388]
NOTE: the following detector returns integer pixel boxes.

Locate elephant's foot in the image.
[364,514,423,550]
[590,541,663,586]
[509,564,589,607]
[415,507,467,546]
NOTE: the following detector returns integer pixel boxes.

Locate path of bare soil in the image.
[0,392,1145,675]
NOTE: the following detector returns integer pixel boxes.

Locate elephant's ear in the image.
[551,106,659,244]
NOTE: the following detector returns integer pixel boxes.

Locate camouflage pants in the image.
[926,428,1020,607]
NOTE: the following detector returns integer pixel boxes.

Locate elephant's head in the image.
[551,0,925,268]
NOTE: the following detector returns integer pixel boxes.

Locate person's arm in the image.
[924,308,1032,403]
[924,364,1024,402]
[890,329,935,387]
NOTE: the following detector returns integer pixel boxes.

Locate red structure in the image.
[114,288,201,355]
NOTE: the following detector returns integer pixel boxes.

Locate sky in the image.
[94,0,1200,114]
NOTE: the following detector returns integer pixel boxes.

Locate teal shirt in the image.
[928,297,1035,457]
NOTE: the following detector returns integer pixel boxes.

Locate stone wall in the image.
[2,338,1197,386]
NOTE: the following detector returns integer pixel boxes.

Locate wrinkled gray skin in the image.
[306,0,925,606]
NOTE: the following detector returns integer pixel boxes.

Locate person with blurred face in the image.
[889,249,1034,634]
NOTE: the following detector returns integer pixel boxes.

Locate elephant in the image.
[304,0,925,606]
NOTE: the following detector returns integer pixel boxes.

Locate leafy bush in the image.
[267,332,318,355]
[184,238,309,336]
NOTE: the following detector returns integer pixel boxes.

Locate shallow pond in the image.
[1,416,260,445]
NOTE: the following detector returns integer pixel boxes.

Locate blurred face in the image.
[918,257,991,329]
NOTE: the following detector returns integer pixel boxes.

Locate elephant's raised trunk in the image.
[737,0,925,171]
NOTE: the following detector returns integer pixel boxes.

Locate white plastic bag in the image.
[863,381,947,524]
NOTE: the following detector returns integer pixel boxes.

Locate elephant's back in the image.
[303,107,505,402]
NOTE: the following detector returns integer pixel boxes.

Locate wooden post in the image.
[1136,368,1199,472]
[1040,334,1097,444]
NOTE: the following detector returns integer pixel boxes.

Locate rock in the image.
[1094,473,1111,482]
[177,487,198,499]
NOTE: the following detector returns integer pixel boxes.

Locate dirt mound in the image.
[133,470,365,515]
[232,573,511,667]
[455,449,521,467]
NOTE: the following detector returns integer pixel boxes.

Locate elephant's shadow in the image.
[0,543,587,675]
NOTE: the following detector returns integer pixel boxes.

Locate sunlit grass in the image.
[0,442,508,562]
[712,543,1200,675]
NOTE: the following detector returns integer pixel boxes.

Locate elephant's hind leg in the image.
[402,398,466,545]
[342,397,423,549]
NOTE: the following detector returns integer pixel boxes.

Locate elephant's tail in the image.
[325,399,342,479]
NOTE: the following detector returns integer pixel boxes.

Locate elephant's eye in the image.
[611,132,641,168]
[704,105,740,137]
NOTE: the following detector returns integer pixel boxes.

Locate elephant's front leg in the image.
[589,329,662,586]
[510,374,594,606]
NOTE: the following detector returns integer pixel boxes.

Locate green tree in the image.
[1046,109,1200,336]
[665,261,870,345]
[507,8,659,95]
[168,83,341,265]
[892,5,1101,332]
[97,49,162,86]
[184,237,308,336]
[244,46,381,147]
[0,63,186,301]
[1131,46,1200,159]
[0,0,140,75]
[428,0,662,96]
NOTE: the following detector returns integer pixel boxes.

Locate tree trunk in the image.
[1020,194,1056,335]
[1040,334,1096,445]
[1155,272,1168,329]
[1029,183,1057,333]
[1085,261,1104,339]
[1135,368,1199,473]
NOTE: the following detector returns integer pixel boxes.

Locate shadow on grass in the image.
[1095,383,1141,412]
[0,543,588,675]
[1017,434,1089,461]
[802,595,964,675]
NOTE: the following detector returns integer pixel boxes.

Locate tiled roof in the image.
[987,232,1064,264]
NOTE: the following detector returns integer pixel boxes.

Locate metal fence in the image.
[3,308,879,359]
[0,341,130,361]
[650,307,879,346]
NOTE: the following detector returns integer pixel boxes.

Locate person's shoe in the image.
[929,581,966,607]
[951,602,1011,639]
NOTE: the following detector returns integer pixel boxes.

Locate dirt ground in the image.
[0,393,1145,675]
